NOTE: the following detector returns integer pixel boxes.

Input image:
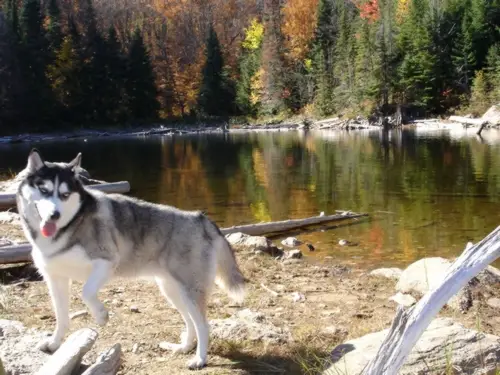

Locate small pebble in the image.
[130,306,140,313]
[132,343,140,353]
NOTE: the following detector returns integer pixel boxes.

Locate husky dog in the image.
[16,149,245,370]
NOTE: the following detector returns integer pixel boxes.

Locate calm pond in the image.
[2,128,500,269]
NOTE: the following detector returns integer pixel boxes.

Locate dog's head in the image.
[20,149,84,238]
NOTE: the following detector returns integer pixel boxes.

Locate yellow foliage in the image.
[396,0,411,23]
[282,0,319,60]
[242,18,264,50]
[250,68,265,106]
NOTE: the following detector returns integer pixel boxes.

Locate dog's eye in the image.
[61,193,71,199]
[39,187,49,194]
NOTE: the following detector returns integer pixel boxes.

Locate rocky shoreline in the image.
[2,212,500,374]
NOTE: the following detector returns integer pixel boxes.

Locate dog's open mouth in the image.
[40,221,57,237]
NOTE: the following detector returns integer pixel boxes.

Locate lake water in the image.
[2,128,500,269]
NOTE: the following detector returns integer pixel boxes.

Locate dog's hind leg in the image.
[156,275,209,370]
[82,259,113,326]
[38,275,70,353]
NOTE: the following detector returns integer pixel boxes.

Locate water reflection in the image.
[2,128,500,268]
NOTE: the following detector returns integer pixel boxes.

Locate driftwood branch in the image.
[0,212,367,264]
[363,226,500,375]
[35,328,98,375]
[220,212,367,236]
[81,343,122,375]
[449,115,489,127]
[0,181,131,209]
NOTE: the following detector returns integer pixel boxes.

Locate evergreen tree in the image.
[311,0,338,115]
[452,5,475,93]
[198,25,235,116]
[46,0,62,53]
[104,26,128,122]
[19,0,54,125]
[46,35,82,120]
[4,0,19,38]
[395,0,436,111]
[260,0,287,115]
[126,28,159,120]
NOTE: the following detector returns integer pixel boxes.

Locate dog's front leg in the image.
[38,275,70,353]
[82,259,113,326]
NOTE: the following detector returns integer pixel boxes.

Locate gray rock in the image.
[225,232,279,255]
[0,320,51,375]
[396,257,472,311]
[389,292,417,307]
[284,249,303,260]
[369,267,402,280]
[281,237,303,248]
[291,292,305,303]
[210,309,291,344]
[482,103,500,125]
[325,318,500,375]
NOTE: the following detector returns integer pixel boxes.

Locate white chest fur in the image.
[32,245,93,282]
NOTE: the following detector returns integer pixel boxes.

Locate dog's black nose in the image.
[50,211,61,221]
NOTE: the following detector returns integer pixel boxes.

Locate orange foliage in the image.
[355,0,380,23]
[281,0,319,60]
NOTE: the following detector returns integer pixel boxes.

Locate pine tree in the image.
[46,0,62,53]
[260,0,287,116]
[333,1,357,109]
[311,0,338,115]
[4,0,19,38]
[126,28,159,120]
[452,4,475,93]
[19,0,54,125]
[104,26,127,122]
[197,25,234,116]
[46,35,82,119]
[395,0,436,111]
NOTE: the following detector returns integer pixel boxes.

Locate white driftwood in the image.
[0,212,367,264]
[449,115,489,127]
[81,343,122,375]
[35,328,98,375]
[220,212,367,236]
[0,181,130,209]
[363,226,500,375]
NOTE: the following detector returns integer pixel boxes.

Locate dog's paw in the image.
[187,355,206,370]
[93,306,109,326]
[37,337,61,353]
[159,341,194,355]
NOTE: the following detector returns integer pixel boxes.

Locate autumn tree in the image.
[236,18,264,116]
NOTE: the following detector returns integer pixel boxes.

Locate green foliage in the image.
[197,25,235,116]
[126,28,159,120]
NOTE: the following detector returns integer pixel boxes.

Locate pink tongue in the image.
[40,222,57,237]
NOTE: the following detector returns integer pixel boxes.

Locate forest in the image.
[0,0,499,134]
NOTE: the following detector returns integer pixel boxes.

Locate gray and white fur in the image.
[16,149,246,370]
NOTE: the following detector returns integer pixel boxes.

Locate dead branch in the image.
[363,227,500,375]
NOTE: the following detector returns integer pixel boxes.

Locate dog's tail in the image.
[206,220,245,304]
[215,237,246,303]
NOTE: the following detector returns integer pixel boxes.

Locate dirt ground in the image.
[1,237,500,375]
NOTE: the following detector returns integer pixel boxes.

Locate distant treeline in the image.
[0,0,499,134]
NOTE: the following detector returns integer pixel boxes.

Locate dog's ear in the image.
[27,149,44,173]
[68,153,82,170]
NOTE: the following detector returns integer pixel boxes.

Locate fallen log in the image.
[448,115,489,127]
[0,211,368,264]
[219,211,367,236]
[81,343,122,375]
[35,328,98,375]
[0,181,131,209]
[362,226,500,375]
